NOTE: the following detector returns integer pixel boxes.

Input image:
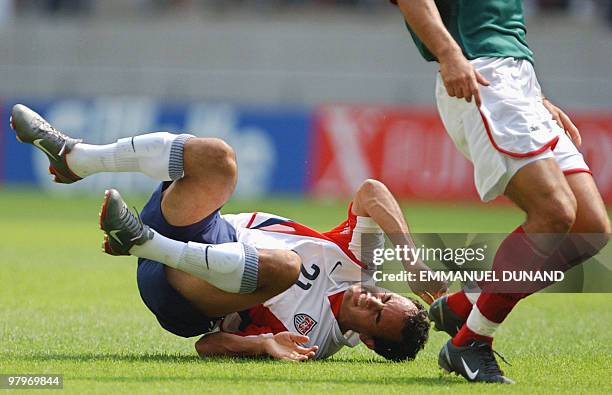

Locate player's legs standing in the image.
[453,159,576,345]
[433,58,610,383]
[439,171,610,328]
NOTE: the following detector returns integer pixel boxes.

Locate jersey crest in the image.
[294,313,317,336]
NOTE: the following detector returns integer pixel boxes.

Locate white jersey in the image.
[218,209,382,359]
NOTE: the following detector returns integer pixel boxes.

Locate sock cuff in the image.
[169,134,195,180]
[240,244,259,294]
[466,305,500,338]
[452,324,493,346]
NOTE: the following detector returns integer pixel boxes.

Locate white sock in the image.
[66,132,194,181]
[466,305,500,338]
[130,230,259,294]
[349,216,384,267]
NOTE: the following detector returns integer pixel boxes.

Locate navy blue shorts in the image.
[137,182,237,338]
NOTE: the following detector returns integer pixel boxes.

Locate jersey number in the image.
[296,264,320,290]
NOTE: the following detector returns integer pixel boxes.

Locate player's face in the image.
[344,285,416,342]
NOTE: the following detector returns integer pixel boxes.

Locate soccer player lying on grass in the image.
[10,104,447,361]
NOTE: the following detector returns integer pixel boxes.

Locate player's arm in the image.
[195,332,318,361]
[392,0,489,106]
[351,179,448,304]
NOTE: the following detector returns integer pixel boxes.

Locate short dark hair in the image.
[372,297,430,362]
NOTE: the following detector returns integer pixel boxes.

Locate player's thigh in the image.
[165,266,282,317]
[451,58,574,203]
[161,179,228,227]
[437,73,548,203]
[504,158,576,228]
[565,172,611,234]
[161,138,237,226]
[551,132,610,234]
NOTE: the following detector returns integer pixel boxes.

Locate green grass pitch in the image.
[1,189,610,394]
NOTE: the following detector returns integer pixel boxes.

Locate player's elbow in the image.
[358,179,389,198]
[357,179,390,208]
[195,336,220,357]
[195,338,208,357]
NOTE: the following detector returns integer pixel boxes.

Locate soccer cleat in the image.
[99,189,154,256]
[428,295,466,337]
[438,340,514,384]
[10,104,83,184]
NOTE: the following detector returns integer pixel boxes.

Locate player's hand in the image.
[413,289,447,306]
[542,97,582,147]
[410,278,448,305]
[405,263,449,305]
[263,332,318,361]
[439,51,490,108]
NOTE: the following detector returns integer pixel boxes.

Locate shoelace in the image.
[118,205,146,242]
[31,116,73,156]
[493,349,511,367]
[474,343,512,376]
[32,117,68,141]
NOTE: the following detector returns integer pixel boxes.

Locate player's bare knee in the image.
[556,206,577,233]
[186,137,237,178]
[547,205,576,234]
[530,194,577,234]
[205,138,236,176]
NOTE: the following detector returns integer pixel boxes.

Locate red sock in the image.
[453,230,598,347]
[452,226,544,346]
[475,292,523,324]
[446,291,472,319]
[452,324,493,346]
[476,225,541,320]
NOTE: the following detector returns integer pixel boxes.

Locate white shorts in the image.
[436,57,590,202]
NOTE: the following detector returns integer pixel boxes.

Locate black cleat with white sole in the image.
[438,340,514,384]
[99,189,154,256]
[429,296,466,337]
[10,104,83,184]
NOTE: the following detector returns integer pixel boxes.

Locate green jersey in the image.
[403,0,534,64]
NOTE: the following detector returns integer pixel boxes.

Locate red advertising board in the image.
[570,113,612,203]
[309,105,612,203]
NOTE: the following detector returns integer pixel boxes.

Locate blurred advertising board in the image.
[1,99,610,203]
[0,98,311,197]
[309,105,612,203]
